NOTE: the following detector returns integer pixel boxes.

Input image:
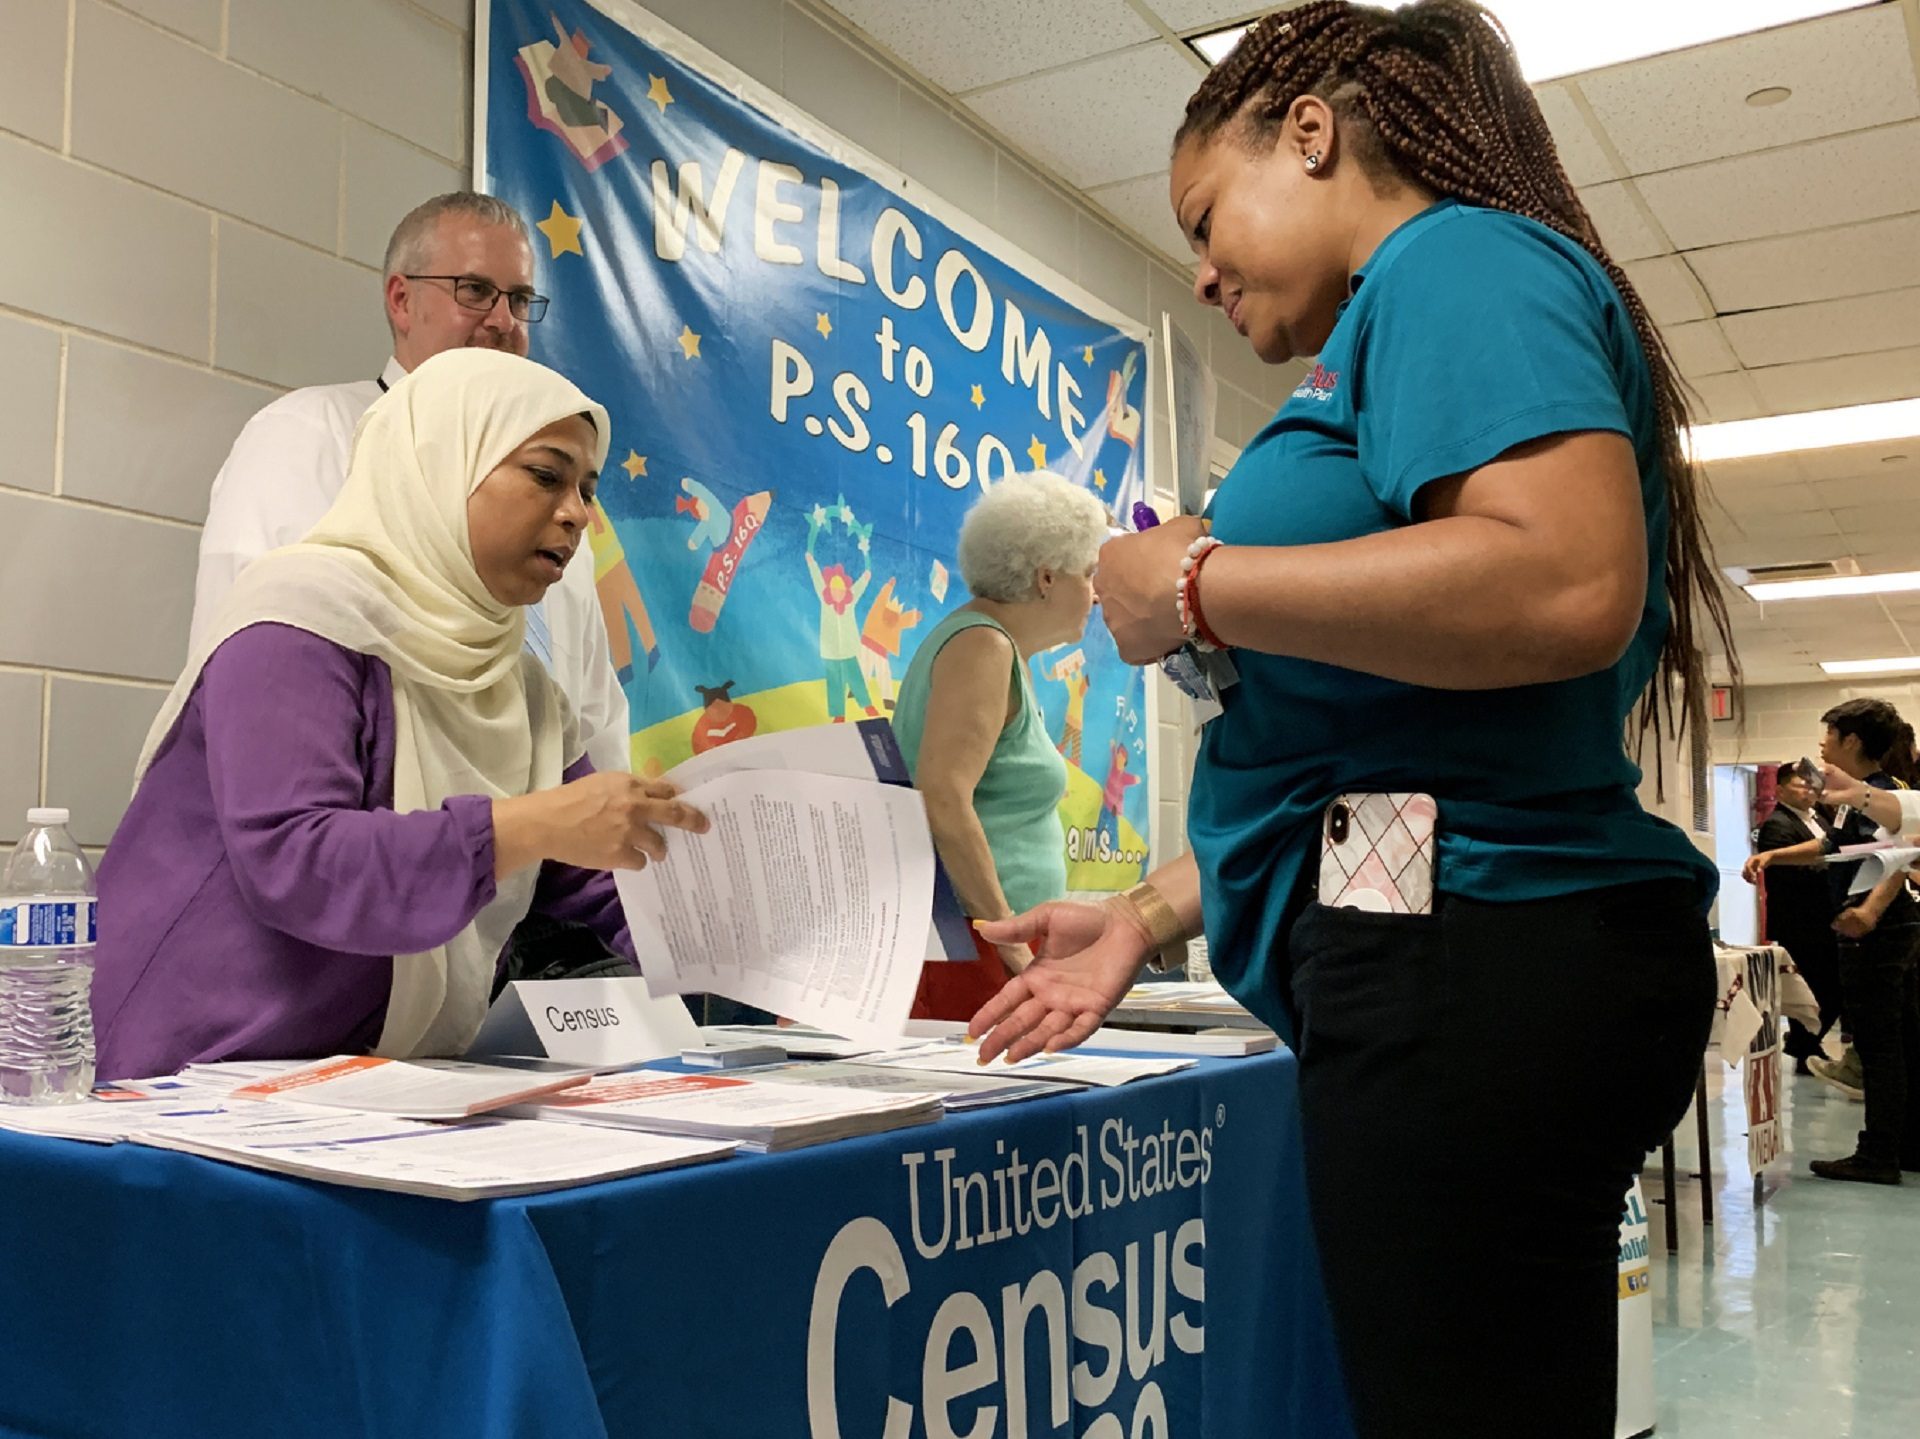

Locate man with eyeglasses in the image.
[191,191,629,776]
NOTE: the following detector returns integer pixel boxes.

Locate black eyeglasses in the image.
[404,274,550,323]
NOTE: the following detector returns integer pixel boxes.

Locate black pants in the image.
[1286,879,1714,1439]
[1836,921,1920,1167]
[1775,920,1841,1060]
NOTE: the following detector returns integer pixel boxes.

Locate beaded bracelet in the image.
[1175,536,1227,651]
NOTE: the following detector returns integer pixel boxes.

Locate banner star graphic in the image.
[535,200,583,258]
[622,450,648,479]
[970,384,985,409]
[676,325,702,360]
[1026,436,1047,467]
[1082,345,1095,365]
[647,75,675,113]
[1094,468,1109,491]
[815,312,832,338]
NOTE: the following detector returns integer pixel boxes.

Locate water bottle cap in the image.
[26,808,70,827]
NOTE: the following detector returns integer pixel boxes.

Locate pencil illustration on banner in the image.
[688,489,774,634]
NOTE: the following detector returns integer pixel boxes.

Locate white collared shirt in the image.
[1778,802,1826,842]
[192,356,631,773]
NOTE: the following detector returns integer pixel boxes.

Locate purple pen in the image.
[1131,501,1160,530]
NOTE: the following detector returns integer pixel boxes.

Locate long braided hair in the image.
[1177,0,1738,769]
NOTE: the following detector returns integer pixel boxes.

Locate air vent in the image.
[1722,558,1861,587]
[1689,723,1711,835]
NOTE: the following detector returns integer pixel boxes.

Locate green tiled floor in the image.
[1648,1052,1920,1435]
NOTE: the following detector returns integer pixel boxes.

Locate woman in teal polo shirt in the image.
[970,5,1730,1435]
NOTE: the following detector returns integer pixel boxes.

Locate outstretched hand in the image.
[968,900,1155,1063]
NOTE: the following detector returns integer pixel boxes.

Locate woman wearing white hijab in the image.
[91,349,703,1079]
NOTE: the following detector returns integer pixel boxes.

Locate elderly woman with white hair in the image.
[891,472,1112,1019]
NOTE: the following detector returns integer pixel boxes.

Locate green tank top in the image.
[891,611,1069,915]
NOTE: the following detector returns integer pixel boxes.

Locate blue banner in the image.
[483,0,1154,889]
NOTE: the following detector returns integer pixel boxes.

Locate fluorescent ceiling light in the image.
[1746,570,1920,602]
[1686,398,1920,464]
[1188,2,1880,84]
[1820,656,1920,676]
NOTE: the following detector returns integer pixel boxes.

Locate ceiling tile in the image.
[1663,319,1738,378]
[1636,122,1920,250]
[1813,474,1920,509]
[1715,482,1822,516]
[1690,212,1920,314]
[1831,504,1920,536]
[1748,344,1920,414]
[1536,84,1618,187]
[1623,255,1708,325]
[1717,506,1840,540]
[1577,6,1918,175]
[1702,453,1810,488]
[1686,371,1767,423]
[823,0,1156,94]
[964,43,1202,189]
[1577,182,1668,262]
[1799,444,1920,481]
[1140,0,1265,28]
[1722,286,1920,369]
[1711,531,1853,568]
[1087,170,1190,261]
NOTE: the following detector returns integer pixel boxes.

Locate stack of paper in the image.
[509,1071,941,1152]
[863,1042,1195,1087]
[616,766,935,1046]
[1118,981,1255,1016]
[746,1060,1067,1111]
[227,1056,592,1120]
[0,1090,245,1145]
[1078,1026,1278,1057]
[697,1024,875,1059]
[137,1107,734,1199]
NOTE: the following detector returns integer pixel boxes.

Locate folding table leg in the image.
[1660,1136,1679,1255]
[1695,1066,1714,1228]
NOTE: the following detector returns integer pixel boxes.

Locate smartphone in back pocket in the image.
[1319,793,1438,914]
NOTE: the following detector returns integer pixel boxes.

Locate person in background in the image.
[890,473,1110,1020]
[193,191,629,775]
[92,352,705,1080]
[1746,699,1920,1181]
[969,6,1728,1434]
[1754,761,1841,1074]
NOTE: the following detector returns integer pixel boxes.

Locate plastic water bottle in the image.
[0,809,97,1104]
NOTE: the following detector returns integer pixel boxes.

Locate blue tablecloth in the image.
[0,1052,1352,1439]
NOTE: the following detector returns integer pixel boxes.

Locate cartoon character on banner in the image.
[515,13,629,172]
[1096,739,1140,859]
[586,499,658,683]
[857,578,921,714]
[805,495,878,723]
[685,486,774,634]
[690,680,758,755]
[1045,648,1091,767]
[677,478,731,551]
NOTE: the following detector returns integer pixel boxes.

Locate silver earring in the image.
[1306,153,1322,171]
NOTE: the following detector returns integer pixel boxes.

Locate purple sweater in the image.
[92,623,632,1080]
